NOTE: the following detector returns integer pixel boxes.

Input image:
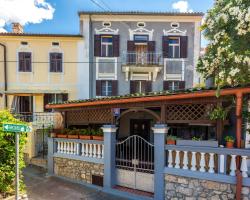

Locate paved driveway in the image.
[23,166,128,200]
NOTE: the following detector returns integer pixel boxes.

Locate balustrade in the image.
[166,145,249,178]
[55,138,104,160]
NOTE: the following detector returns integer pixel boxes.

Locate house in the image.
[78,11,203,97]
[0,23,89,162]
[46,85,250,200]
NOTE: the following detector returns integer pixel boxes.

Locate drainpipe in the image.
[235,91,243,200]
[0,43,8,108]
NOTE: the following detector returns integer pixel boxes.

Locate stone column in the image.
[152,124,169,200]
[47,137,54,175]
[102,125,117,189]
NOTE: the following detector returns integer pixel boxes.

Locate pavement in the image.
[23,165,128,200]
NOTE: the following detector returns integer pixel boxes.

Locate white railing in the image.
[165,145,250,178]
[54,138,104,163]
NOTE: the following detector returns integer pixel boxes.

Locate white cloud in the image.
[172,0,192,13]
[0,0,55,32]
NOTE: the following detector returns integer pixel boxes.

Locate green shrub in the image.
[0,110,27,197]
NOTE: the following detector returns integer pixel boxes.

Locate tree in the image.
[197,0,250,87]
[0,110,27,197]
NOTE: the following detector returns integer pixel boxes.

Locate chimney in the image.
[12,23,23,34]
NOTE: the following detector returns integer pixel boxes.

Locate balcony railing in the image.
[122,52,163,66]
[13,112,62,128]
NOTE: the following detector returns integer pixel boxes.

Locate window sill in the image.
[165,58,188,61]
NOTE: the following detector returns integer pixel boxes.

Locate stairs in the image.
[30,156,47,169]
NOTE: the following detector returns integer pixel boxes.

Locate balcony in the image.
[13,112,63,129]
[122,52,163,81]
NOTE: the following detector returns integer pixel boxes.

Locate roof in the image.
[46,85,250,110]
[0,32,83,38]
[78,10,204,17]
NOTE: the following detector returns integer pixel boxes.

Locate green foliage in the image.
[166,135,177,141]
[225,135,235,142]
[0,110,27,196]
[197,0,250,88]
[209,106,228,120]
[192,136,201,141]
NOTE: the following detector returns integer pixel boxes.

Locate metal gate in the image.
[115,135,154,192]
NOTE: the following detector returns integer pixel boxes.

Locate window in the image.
[130,80,152,94]
[101,35,113,57]
[52,42,59,46]
[134,35,149,42]
[21,41,28,45]
[101,80,112,96]
[18,52,32,72]
[44,93,68,111]
[169,81,180,91]
[97,58,116,79]
[50,53,63,72]
[168,37,180,58]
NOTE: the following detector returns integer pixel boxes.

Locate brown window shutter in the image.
[62,94,68,101]
[163,81,171,90]
[26,52,32,72]
[130,80,136,94]
[94,35,101,57]
[43,94,50,112]
[162,36,169,58]
[145,81,152,93]
[179,81,185,89]
[180,36,188,58]
[111,80,118,96]
[50,53,55,72]
[113,35,120,57]
[96,80,102,96]
[147,41,155,52]
[127,41,136,64]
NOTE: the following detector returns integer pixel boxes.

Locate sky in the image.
[0,0,214,47]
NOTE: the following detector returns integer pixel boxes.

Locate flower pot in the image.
[166,139,176,145]
[57,134,67,138]
[92,136,104,141]
[226,141,234,148]
[68,135,79,139]
[79,135,92,140]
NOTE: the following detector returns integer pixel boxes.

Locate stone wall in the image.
[165,174,250,200]
[54,157,104,184]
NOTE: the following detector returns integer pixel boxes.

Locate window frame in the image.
[168,37,181,58]
[101,80,113,96]
[170,81,180,91]
[101,35,113,57]
[18,52,32,72]
[133,34,149,42]
[49,52,63,73]
[96,57,117,80]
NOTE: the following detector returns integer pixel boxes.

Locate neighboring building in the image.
[78,11,203,98]
[0,23,88,162]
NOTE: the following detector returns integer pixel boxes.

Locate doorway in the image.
[130,119,151,141]
[135,44,148,65]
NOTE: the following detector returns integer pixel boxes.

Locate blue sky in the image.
[2,0,214,46]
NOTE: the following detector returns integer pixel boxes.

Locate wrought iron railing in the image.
[122,52,163,66]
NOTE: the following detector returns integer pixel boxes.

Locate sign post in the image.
[3,123,32,200]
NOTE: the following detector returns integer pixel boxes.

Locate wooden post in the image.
[161,104,166,123]
[235,92,243,200]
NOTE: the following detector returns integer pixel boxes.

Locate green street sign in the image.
[3,123,32,133]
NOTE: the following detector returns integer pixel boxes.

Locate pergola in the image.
[46,85,250,148]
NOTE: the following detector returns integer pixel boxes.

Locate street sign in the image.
[3,123,31,200]
[3,123,32,133]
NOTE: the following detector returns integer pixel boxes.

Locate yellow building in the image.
[0,24,88,163]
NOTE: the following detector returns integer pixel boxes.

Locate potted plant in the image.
[68,128,79,139]
[57,128,69,138]
[92,129,104,141]
[225,136,235,148]
[79,129,92,140]
[166,135,177,145]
